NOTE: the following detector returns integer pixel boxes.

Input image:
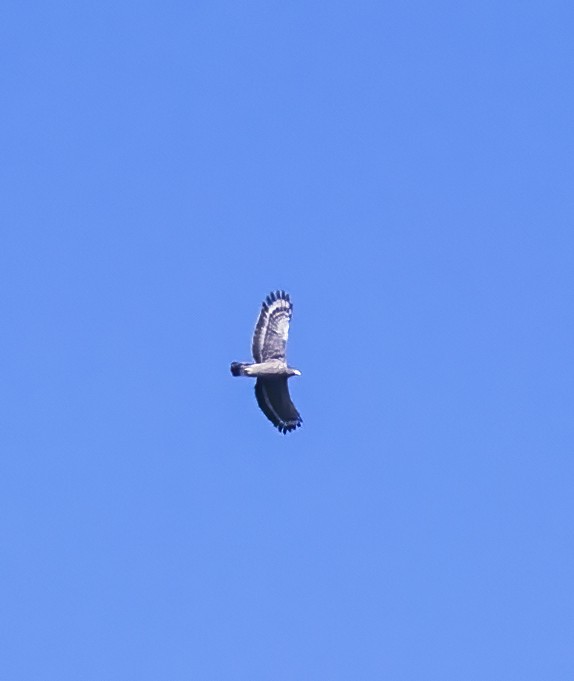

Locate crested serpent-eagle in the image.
[230,290,302,434]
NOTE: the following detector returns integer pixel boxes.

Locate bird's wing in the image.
[255,378,302,434]
[252,290,293,363]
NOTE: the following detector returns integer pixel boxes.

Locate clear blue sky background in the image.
[1,2,573,679]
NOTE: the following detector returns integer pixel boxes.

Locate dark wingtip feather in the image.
[275,419,302,434]
[264,290,291,307]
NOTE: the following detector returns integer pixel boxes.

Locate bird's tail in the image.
[230,362,250,376]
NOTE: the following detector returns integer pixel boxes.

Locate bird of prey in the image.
[231,290,302,434]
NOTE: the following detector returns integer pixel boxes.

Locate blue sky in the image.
[1,1,573,679]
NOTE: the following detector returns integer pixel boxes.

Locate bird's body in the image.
[230,360,300,378]
[231,291,302,434]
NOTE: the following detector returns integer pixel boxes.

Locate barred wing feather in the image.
[255,378,302,434]
[252,290,292,363]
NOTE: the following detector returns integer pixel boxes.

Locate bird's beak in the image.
[294,370,302,376]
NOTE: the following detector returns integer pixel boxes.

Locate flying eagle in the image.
[231,290,302,434]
